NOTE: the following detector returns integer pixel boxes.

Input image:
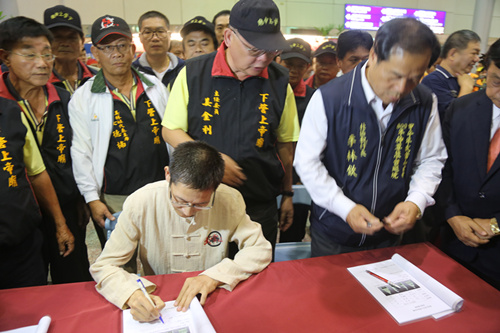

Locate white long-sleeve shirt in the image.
[294,62,447,221]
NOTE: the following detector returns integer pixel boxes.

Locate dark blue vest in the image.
[312,62,434,247]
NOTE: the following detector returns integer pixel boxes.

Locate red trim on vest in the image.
[48,59,94,85]
[0,73,16,101]
[211,42,269,79]
[304,74,315,89]
[0,72,61,105]
[79,59,95,79]
[293,79,307,97]
[109,72,145,102]
[45,82,62,105]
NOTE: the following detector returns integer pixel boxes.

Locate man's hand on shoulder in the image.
[447,215,490,247]
[174,275,222,312]
[346,204,383,235]
[383,201,420,235]
[126,289,165,322]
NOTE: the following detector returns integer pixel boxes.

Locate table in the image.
[1,243,499,333]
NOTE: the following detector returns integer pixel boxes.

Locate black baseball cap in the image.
[314,41,337,57]
[181,16,215,38]
[229,0,289,51]
[280,38,312,63]
[91,15,132,45]
[44,5,83,35]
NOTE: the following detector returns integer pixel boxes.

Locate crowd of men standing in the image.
[0,0,498,300]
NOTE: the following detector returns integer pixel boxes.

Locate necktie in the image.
[487,128,500,172]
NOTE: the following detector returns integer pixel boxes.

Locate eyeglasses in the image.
[140,29,169,40]
[95,43,131,55]
[11,52,56,62]
[231,29,282,58]
[170,187,215,210]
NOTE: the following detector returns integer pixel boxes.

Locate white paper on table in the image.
[348,254,464,324]
[122,297,216,333]
[0,316,51,333]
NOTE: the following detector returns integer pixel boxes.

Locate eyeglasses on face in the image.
[140,29,169,40]
[169,187,215,210]
[11,52,56,62]
[95,43,131,55]
[231,29,282,58]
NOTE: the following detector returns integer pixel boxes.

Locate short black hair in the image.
[337,30,373,60]
[373,18,440,69]
[169,141,225,191]
[485,38,500,70]
[212,10,230,25]
[441,29,481,59]
[0,16,54,51]
[138,11,170,30]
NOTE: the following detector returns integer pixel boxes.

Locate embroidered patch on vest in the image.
[204,231,222,247]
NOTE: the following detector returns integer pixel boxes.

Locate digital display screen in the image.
[344,4,446,34]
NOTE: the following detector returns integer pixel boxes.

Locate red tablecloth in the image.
[1,243,499,333]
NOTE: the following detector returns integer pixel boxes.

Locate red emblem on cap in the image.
[101,17,115,30]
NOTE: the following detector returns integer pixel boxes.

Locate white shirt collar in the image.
[360,61,394,131]
[360,61,377,105]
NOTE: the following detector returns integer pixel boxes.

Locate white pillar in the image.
[472,0,496,53]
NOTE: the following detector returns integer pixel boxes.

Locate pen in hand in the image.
[366,270,401,289]
[137,279,164,324]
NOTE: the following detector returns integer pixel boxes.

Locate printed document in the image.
[122,297,216,333]
[348,254,463,324]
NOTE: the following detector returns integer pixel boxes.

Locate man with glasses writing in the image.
[90,141,271,322]
[133,11,185,89]
[69,15,169,248]
[162,0,299,256]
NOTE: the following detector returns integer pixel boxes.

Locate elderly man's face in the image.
[314,53,339,84]
[279,57,310,88]
[452,41,481,75]
[50,27,84,64]
[1,36,53,88]
[366,47,430,106]
[183,30,215,60]
[225,29,276,81]
[91,36,135,78]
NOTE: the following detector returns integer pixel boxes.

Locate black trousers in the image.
[40,198,92,283]
[0,228,46,289]
[279,203,310,243]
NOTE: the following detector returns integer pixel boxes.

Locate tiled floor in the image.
[85,221,102,266]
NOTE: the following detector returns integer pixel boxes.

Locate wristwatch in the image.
[282,190,294,197]
[490,218,500,235]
